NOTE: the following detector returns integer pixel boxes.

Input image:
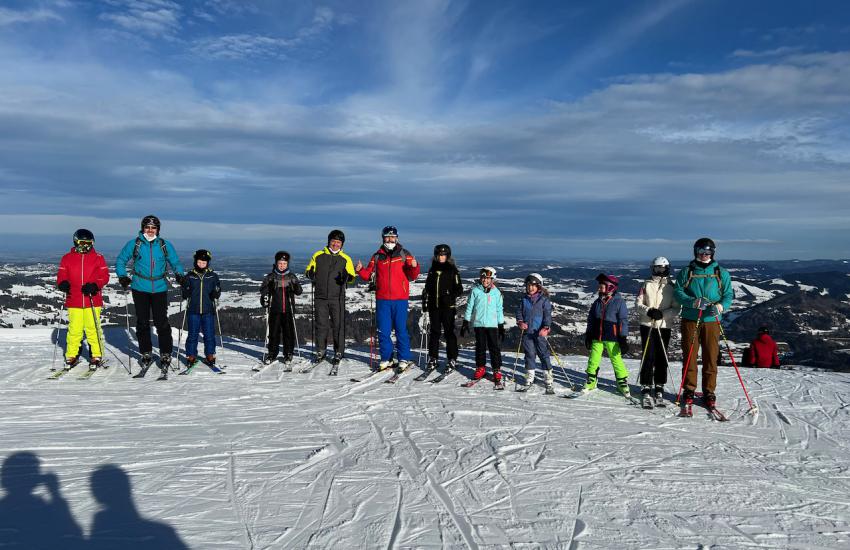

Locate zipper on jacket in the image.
[435,271,441,309]
[281,273,286,314]
[199,273,204,315]
[80,253,85,309]
[149,241,155,293]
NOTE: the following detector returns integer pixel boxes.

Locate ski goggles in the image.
[75,240,94,252]
[696,246,715,255]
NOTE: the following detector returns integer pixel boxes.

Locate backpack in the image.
[130,237,171,280]
[684,263,723,294]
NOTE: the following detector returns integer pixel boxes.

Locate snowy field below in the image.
[1,327,850,549]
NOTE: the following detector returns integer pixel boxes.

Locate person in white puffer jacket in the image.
[634,257,680,406]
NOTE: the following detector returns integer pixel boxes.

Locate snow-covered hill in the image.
[2,327,849,548]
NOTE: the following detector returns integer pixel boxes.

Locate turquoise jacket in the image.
[673,260,733,323]
[464,283,504,328]
[115,232,184,294]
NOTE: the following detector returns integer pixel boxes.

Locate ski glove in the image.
[118,276,132,289]
[261,296,270,308]
[498,323,506,342]
[58,280,71,293]
[305,268,315,281]
[713,303,724,315]
[181,288,191,300]
[81,282,99,296]
[617,336,630,354]
[646,308,664,321]
[539,326,550,337]
[584,332,592,350]
[693,297,710,310]
[210,289,221,300]
[334,273,346,285]
[174,273,185,285]
[460,320,470,337]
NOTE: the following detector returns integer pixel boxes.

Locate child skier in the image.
[516,273,555,394]
[634,257,679,407]
[582,273,631,397]
[420,244,464,376]
[56,229,110,370]
[180,249,222,367]
[460,267,505,389]
[261,251,303,365]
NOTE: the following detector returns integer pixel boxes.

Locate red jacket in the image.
[358,245,420,300]
[746,333,780,368]
[57,248,111,308]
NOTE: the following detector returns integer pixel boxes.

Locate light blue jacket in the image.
[464,283,504,328]
[115,232,184,294]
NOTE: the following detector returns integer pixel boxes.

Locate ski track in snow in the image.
[2,327,850,549]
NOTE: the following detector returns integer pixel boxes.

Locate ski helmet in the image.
[382,226,398,238]
[433,244,451,258]
[693,237,716,259]
[274,251,290,263]
[327,229,345,246]
[141,215,160,234]
[595,273,619,293]
[758,325,771,334]
[651,256,670,277]
[525,273,544,287]
[479,266,497,279]
[194,249,212,266]
[73,229,95,253]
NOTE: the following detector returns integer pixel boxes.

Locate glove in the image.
[713,303,724,315]
[421,302,428,313]
[210,289,221,300]
[334,273,345,285]
[58,280,71,293]
[460,320,469,337]
[647,308,663,321]
[118,276,132,289]
[261,296,270,308]
[367,280,376,292]
[81,282,99,296]
[618,336,630,354]
[498,323,506,343]
[518,321,528,331]
[306,268,315,281]
[174,273,185,285]
[539,326,550,337]
[693,297,709,310]
[584,332,592,350]
[181,288,191,299]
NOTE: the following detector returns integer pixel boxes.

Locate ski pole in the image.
[124,288,134,370]
[511,328,524,390]
[714,314,757,414]
[51,294,67,371]
[546,337,574,391]
[675,308,704,405]
[311,281,316,358]
[292,308,301,360]
[261,305,270,363]
[369,291,375,370]
[654,324,674,390]
[214,299,227,368]
[634,320,655,385]
[417,310,426,368]
[175,297,188,371]
[88,294,131,374]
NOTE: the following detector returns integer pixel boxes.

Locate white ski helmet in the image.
[651,256,670,276]
[525,273,544,286]
[479,266,497,279]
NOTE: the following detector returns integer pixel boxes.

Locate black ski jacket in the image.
[261,269,303,314]
[422,263,463,311]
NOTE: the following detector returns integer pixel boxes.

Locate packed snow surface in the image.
[1,327,849,548]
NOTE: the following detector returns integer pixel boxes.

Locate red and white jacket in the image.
[358,245,420,300]
[57,247,111,308]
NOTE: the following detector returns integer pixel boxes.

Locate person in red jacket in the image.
[745,326,780,369]
[56,229,111,370]
[356,226,420,372]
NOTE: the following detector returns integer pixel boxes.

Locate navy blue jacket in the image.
[181,269,221,315]
[586,292,629,341]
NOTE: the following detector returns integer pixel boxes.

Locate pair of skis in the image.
[565,387,641,406]
[678,401,728,421]
[48,360,108,380]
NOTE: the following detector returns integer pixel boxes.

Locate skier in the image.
[460,267,505,388]
[743,326,780,369]
[634,257,680,407]
[356,226,420,372]
[582,273,631,397]
[305,230,357,366]
[516,273,554,393]
[420,244,463,376]
[260,251,303,365]
[673,237,734,411]
[56,229,110,370]
[180,249,221,367]
[115,215,185,375]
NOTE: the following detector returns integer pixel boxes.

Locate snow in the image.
[796,282,817,292]
[730,281,778,307]
[2,328,850,548]
[768,278,794,287]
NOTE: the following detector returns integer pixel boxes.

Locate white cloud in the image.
[0,7,62,26]
[99,0,182,38]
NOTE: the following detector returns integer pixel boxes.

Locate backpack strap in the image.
[129,237,171,280]
[685,263,724,294]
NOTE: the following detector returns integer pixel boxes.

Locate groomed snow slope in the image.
[1,328,849,549]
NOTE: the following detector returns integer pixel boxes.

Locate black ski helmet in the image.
[693,237,716,259]
[274,251,291,263]
[141,215,161,234]
[433,244,451,258]
[382,225,398,238]
[193,249,212,266]
[73,229,95,253]
[328,229,345,246]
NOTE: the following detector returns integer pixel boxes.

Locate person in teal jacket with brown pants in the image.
[673,237,734,409]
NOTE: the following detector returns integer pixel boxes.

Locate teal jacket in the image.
[464,283,504,328]
[673,260,733,323]
[115,232,184,294]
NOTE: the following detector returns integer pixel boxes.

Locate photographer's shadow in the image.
[0,451,84,549]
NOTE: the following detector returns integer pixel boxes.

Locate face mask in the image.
[384,242,396,250]
[144,233,156,242]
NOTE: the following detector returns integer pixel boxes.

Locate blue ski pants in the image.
[186,312,216,357]
[376,299,412,361]
[522,333,552,371]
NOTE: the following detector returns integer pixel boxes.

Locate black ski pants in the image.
[638,325,671,386]
[268,310,295,359]
[314,296,344,355]
[427,308,458,361]
[474,327,502,372]
[132,290,172,355]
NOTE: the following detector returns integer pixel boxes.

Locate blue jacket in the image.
[586,292,628,341]
[181,269,221,315]
[464,284,504,328]
[673,260,733,323]
[115,232,184,294]
[517,292,552,334]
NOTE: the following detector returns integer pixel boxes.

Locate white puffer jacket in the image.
[634,276,680,328]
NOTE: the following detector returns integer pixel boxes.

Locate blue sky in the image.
[1,0,849,260]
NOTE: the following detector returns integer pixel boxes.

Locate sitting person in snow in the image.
[583,273,631,397]
[516,273,555,394]
[743,326,780,369]
[180,249,221,367]
[460,267,505,388]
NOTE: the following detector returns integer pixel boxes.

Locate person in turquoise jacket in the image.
[115,215,185,372]
[673,237,734,409]
[583,273,631,397]
[460,267,505,387]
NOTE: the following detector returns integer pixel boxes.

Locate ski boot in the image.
[186,355,198,367]
[582,372,598,393]
[398,360,415,372]
[641,386,654,409]
[426,357,438,372]
[445,359,457,372]
[615,377,631,398]
[139,353,154,368]
[680,389,695,417]
[544,370,555,395]
[64,355,79,370]
[493,370,505,390]
[704,392,717,410]
[331,352,343,366]
[654,386,666,407]
[472,365,486,381]
[158,355,171,380]
[262,354,274,365]
[377,359,395,371]
[88,357,102,371]
[517,368,535,392]
[205,354,216,366]
[312,352,326,365]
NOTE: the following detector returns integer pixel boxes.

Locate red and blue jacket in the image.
[358,245,420,301]
[586,292,629,342]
